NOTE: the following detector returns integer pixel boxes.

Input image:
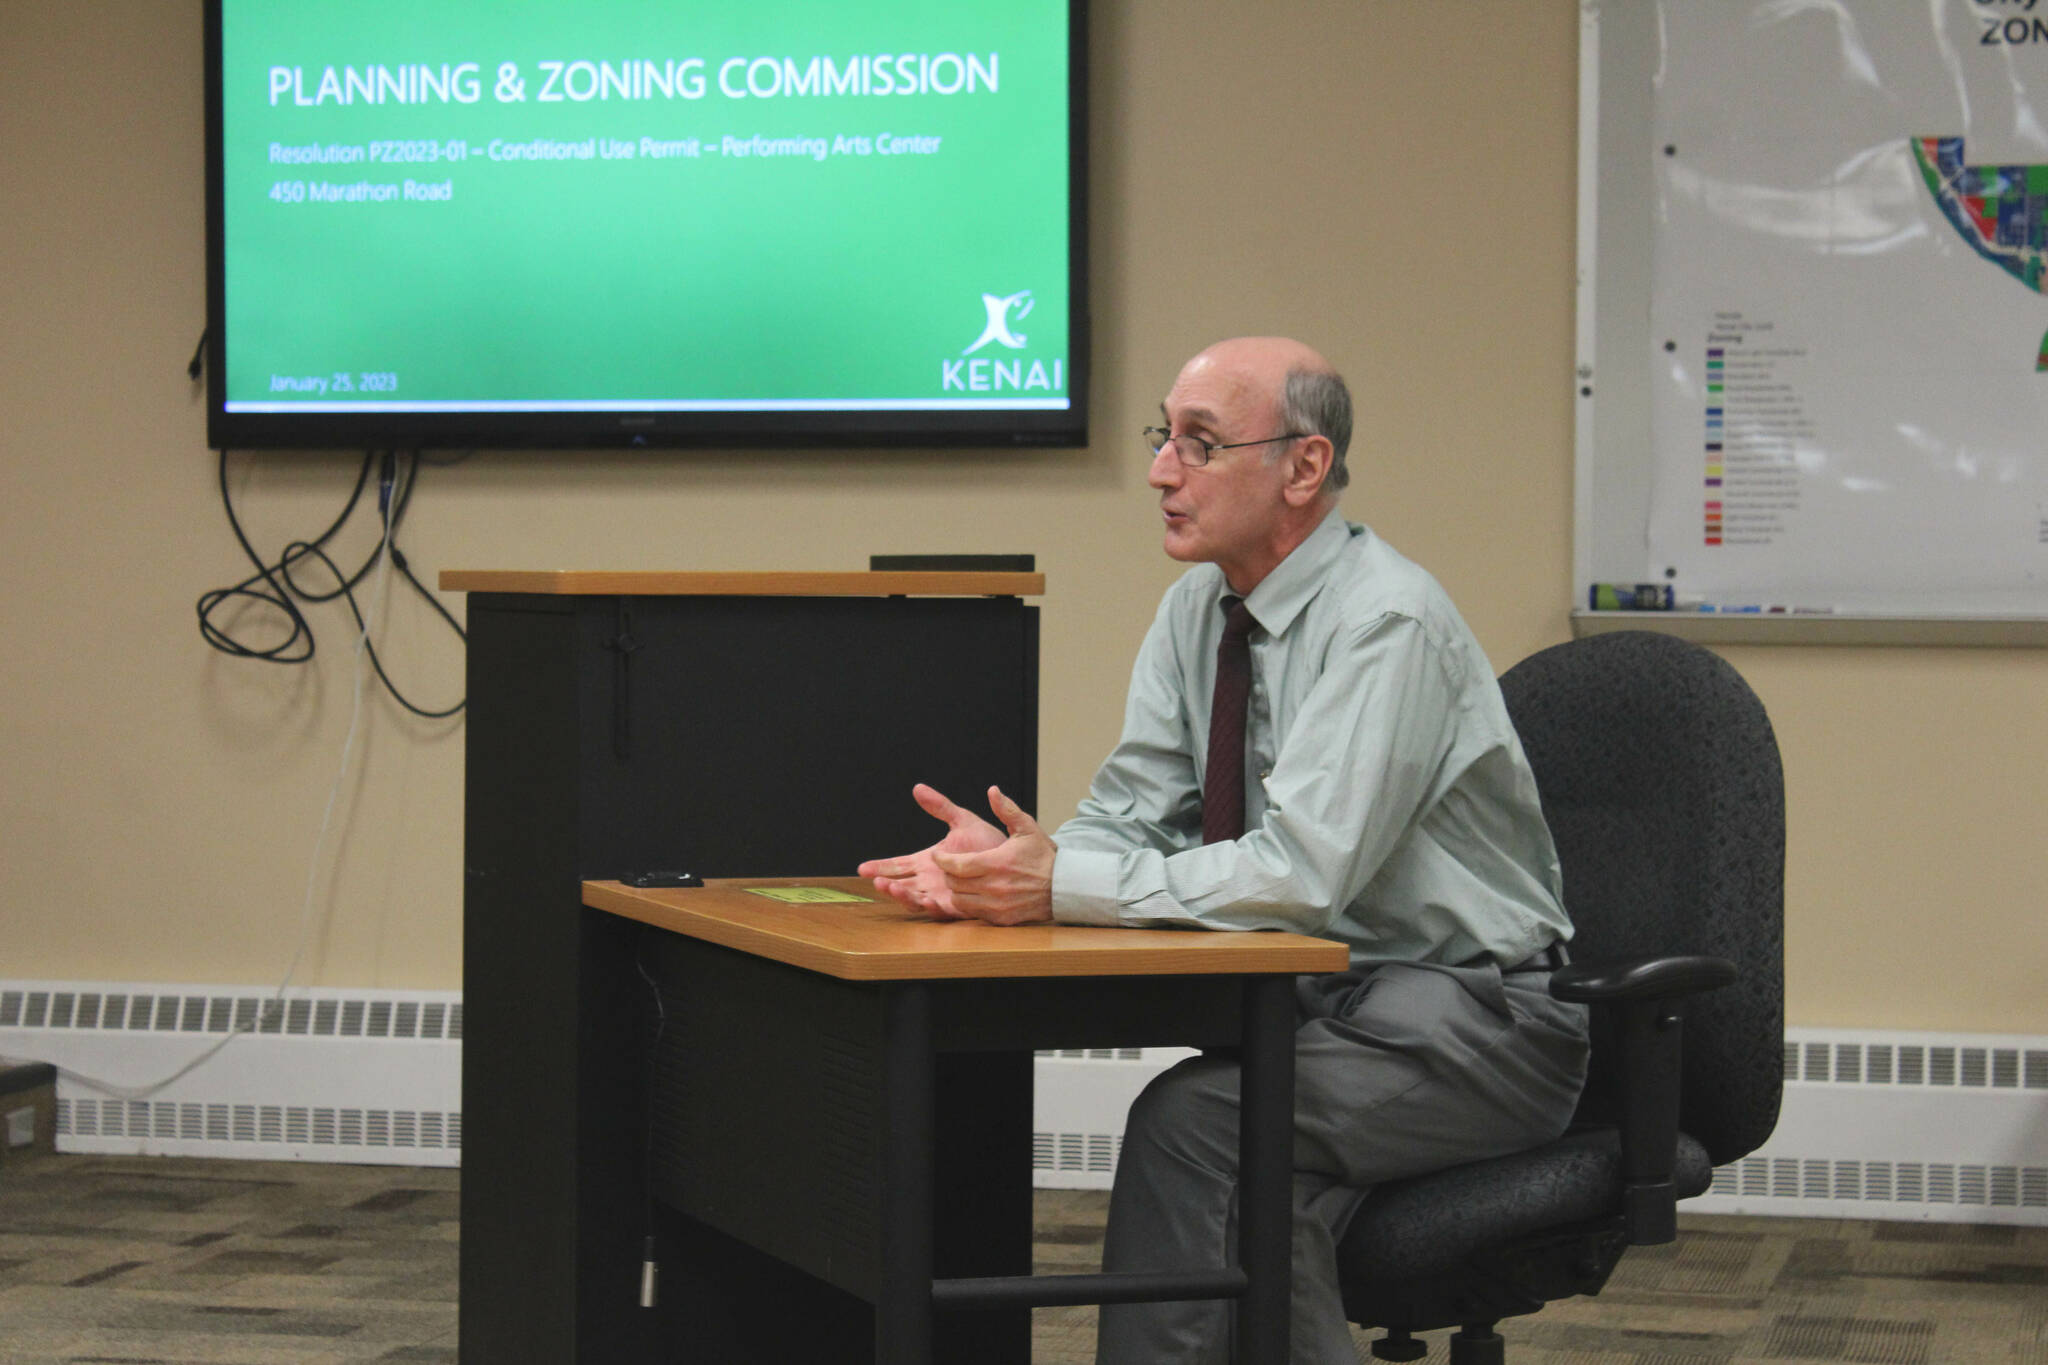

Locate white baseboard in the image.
[9,981,2045,1226]
[1028,1028,2048,1226]
[0,980,461,1167]
[1031,1046,1193,1189]
[1688,1028,2048,1224]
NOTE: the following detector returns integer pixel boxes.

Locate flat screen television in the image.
[204,0,1087,449]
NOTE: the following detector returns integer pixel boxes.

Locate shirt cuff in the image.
[1050,846,1128,926]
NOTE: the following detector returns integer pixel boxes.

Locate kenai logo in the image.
[943,288,1064,393]
[963,289,1034,355]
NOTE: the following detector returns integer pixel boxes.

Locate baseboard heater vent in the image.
[0,987,461,1040]
[58,1098,460,1151]
[1707,1158,2047,1207]
[0,979,462,1168]
[1032,1045,1195,1190]
[1035,1130,1123,1177]
[1030,1030,2048,1223]
[1682,1027,2048,1224]
[9,981,2041,1222]
[1783,1038,2048,1089]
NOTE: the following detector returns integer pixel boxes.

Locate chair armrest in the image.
[1551,954,1737,1245]
[1549,954,1736,1004]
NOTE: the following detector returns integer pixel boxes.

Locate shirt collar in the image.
[1230,506,1355,639]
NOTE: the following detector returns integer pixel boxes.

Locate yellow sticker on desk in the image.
[744,886,874,904]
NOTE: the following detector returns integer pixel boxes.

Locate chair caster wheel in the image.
[1371,1330,1429,1362]
[1448,1324,1504,1365]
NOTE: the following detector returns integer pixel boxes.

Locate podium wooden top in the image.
[584,877,1349,982]
[440,570,1043,597]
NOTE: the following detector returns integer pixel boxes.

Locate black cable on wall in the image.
[196,449,465,718]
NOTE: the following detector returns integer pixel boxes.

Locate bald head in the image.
[1175,337,1352,497]
[1183,336,1333,391]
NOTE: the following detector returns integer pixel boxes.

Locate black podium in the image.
[447,570,1043,1365]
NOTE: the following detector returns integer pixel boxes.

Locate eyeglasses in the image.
[1142,426,1307,468]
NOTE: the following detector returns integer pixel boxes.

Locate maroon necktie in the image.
[1202,596,1257,844]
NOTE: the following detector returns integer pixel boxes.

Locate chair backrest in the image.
[1499,631,1783,1166]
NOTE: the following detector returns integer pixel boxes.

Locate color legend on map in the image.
[1698,314,1809,549]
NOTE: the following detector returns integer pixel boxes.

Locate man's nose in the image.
[1148,445,1182,489]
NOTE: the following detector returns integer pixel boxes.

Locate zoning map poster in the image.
[1647,0,2048,614]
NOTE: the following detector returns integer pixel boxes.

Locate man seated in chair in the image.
[857,336,1589,1364]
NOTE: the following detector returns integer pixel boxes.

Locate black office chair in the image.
[1335,630,1785,1364]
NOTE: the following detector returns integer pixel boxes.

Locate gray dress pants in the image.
[1096,959,1590,1364]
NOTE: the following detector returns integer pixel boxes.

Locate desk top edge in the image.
[584,879,1349,980]
[442,569,1044,597]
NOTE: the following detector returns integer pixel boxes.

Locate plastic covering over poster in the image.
[1648,0,2048,614]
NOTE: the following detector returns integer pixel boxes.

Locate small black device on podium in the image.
[626,871,703,889]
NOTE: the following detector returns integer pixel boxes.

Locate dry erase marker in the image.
[1700,603,1837,615]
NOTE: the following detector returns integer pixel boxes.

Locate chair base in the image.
[1370,1328,1429,1361]
[1448,1325,1504,1365]
[1369,1323,1506,1363]
[1348,1218,1630,1343]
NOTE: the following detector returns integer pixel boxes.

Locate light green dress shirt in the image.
[1049,509,1572,970]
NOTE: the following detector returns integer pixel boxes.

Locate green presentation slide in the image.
[222,0,1072,412]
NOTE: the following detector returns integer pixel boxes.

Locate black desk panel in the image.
[460,588,1038,1365]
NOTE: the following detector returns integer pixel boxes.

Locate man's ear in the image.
[1281,435,1335,507]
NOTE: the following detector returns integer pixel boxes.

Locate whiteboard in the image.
[1575,0,2048,635]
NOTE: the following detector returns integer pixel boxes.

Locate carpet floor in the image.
[1,1155,2043,1363]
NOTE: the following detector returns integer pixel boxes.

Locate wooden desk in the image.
[584,876,1344,980]
[590,877,1348,1364]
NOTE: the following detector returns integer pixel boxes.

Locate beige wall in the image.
[3,3,2042,1031]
